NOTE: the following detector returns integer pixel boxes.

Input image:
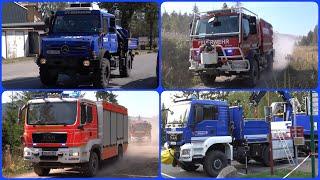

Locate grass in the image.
[2,150,33,177]
[242,169,312,178]
[269,46,318,88]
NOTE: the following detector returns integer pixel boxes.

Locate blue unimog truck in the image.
[37,3,136,87]
[164,92,318,177]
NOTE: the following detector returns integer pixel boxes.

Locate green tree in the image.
[95,91,118,104]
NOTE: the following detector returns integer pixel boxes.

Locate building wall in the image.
[2,3,28,24]
[2,29,29,59]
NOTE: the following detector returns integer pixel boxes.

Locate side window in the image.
[102,17,107,33]
[110,17,116,28]
[81,104,86,124]
[242,18,250,37]
[203,105,219,120]
[86,106,93,123]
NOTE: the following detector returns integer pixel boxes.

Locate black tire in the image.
[180,162,199,172]
[83,151,99,177]
[119,55,132,77]
[266,54,273,71]
[39,66,58,86]
[34,165,50,176]
[248,60,259,87]
[203,151,228,177]
[118,145,123,159]
[262,145,273,167]
[94,58,110,88]
[200,74,216,86]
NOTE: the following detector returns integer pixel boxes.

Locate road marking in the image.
[116,174,157,178]
[237,172,246,176]
[161,173,176,179]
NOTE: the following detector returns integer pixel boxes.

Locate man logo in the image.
[61,45,69,53]
[42,134,56,142]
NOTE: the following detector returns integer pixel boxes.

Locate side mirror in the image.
[249,16,257,34]
[18,105,26,125]
[264,106,272,122]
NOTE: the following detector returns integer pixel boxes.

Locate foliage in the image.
[99,3,158,48]
[298,25,318,46]
[95,91,118,104]
[37,2,68,19]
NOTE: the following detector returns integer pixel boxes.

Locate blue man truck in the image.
[37,3,136,87]
[164,92,317,177]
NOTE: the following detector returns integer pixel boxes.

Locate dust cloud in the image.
[273,33,300,70]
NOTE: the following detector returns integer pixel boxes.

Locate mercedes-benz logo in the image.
[61,45,69,53]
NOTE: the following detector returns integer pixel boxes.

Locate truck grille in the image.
[40,156,58,161]
[168,134,182,142]
[32,133,67,143]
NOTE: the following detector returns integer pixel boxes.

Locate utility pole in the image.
[309,91,315,178]
[265,106,274,175]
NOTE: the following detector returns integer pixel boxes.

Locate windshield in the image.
[27,102,77,125]
[133,124,147,131]
[194,15,239,35]
[52,14,100,33]
[167,103,191,125]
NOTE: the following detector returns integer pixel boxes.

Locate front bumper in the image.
[23,147,90,164]
[189,59,250,74]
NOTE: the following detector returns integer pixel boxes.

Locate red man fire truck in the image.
[129,120,152,143]
[189,7,274,87]
[19,94,128,177]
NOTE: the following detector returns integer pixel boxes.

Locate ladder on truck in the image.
[274,130,296,166]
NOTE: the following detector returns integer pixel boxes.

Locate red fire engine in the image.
[19,95,128,177]
[129,119,152,143]
[189,7,274,87]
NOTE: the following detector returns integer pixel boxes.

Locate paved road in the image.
[161,158,318,178]
[14,144,158,178]
[2,53,157,89]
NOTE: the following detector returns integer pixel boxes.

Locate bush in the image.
[162,32,200,88]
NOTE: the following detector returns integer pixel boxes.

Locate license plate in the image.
[42,151,56,156]
[46,50,60,55]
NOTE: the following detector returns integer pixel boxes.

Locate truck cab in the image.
[37,3,134,88]
[165,100,233,177]
[164,99,295,177]
[189,7,274,87]
[20,94,129,177]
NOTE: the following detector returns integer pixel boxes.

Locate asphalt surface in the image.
[14,144,158,178]
[2,53,157,89]
[161,158,318,178]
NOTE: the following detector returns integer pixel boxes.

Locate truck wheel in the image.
[119,56,132,77]
[84,151,99,177]
[262,145,273,167]
[34,165,50,176]
[266,54,273,71]
[203,151,228,177]
[118,145,123,159]
[39,67,58,86]
[94,59,110,88]
[180,162,199,172]
[248,60,259,87]
[200,74,216,86]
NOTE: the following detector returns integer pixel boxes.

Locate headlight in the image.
[181,149,191,156]
[24,151,31,156]
[39,58,47,64]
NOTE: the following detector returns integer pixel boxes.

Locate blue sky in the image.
[2,91,159,118]
[161,2,318,36]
